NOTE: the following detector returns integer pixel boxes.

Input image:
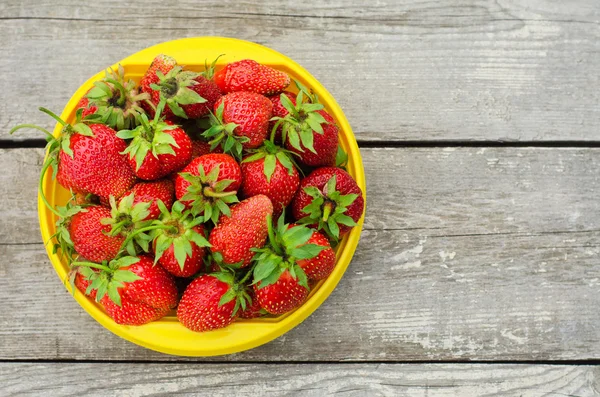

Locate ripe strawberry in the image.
[72,267,98,299]
[76,96,98,118]
[175,154,241,223]
[122,179,175,221]
[292,167,364,240]
[75,255,178,326]
[151,201,210,277]
[117,103,192,181]
[177,273,251,332]
[240,141,299,219]
[295,227,336,280]
[255,270,309,315]
[251,218,327,314]
[191,139,222,159]
[238,290,264,319]
[11,108,137,201]
[150,65,221,120]
[209,195,273,267]
[69,205,124,263]
[268,91,296,143]
[214,59,290,95]
[203,92,272,158]
[140,54,177,114]
[84,65,150,130]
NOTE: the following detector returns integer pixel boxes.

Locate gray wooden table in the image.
[2,1,600,395]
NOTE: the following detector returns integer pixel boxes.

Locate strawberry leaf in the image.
[218,288,237,307]
[263,154,276,182]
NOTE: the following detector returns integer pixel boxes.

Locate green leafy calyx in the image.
[202,101,247,160]
[150,66,206,119]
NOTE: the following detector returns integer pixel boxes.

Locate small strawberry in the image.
[177,272,251,332]
[139,54,177,113]
[209,195,273,267]
[292,167,364,240]
[238,290,265,319]
[151,201,211,277]
[268,91,296,143]
[191,139,223,159]
[76,95,98,118]
[295,227,336,280]
[240,140,300,219]
[117,101,192,181]
[122,179,175,221]
[214,59,290,95]
[11,108,137,201]
[83,65,150,130]
[202,92,272,158]
[175,154,241,223]
[69,205,124,263]
[71,267,98,299]
[251,216,327,314]
[273,82,339,167]
[150,66,220,120]
[74,255,178,326]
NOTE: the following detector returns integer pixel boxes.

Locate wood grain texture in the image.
[2,363,600,396]
[1,0,599,142]
[1,147,599,361]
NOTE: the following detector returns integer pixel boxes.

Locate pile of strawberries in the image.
[14,55,365,332]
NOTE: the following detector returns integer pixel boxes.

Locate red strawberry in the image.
[76,96,98,118]
[214,59,290,96]
[203,92,272,157]
[284,109,338,167]
[209,195,273,267]
[152,201,210,278]
[191,139,223,159]
[177,273,250,332]
[150,66,222,120]
[292,167,364,240]
[122,179,175,221]
[117,108,192,181]
[84,65,150,130]
[295,228,336,280]
[140,54,177,114]
[268,91,296,143]
[73,268,98,299]
[240,141,299,219]
[69,205,124,263]
[254,270,309,315]
[11,109,137,200]
[175,153,241,223]
[75,255,178,326]
[251,220,327,315]
[238,290,264,319]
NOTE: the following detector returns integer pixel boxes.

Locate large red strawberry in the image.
[151,201,210,277]
[214,59,290,95]
[117,103,192,181]
[175,153,241,223]
[251,219,327,314]
[177,273,251,332]
[150,65,222,120]
[292,167,364,240]
[74,255,178,326]
[268,91,296,143]
[11,108,137,201]
[203,92,272,158]
[121,179,175,221]
[83,65,150,130]
[69,205,124,263]
[209,195,273,267]
[240,141,299,219]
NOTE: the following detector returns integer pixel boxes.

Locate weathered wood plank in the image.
[1,147,600,360]
[2,229,599,361]
[3,146,600,245]
[2,363,599,396]
[1,0,599,142]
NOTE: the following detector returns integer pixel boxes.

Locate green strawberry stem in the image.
[322,202,333,223]
[10,124,56,140]
[72,261,111,272]
[39,107,67,126]
[119,224,175,251]
[203,187,236,199]
[38,160,62,217]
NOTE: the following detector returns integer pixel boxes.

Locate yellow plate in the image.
[38,37,366,356]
